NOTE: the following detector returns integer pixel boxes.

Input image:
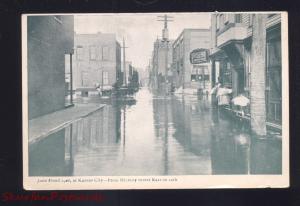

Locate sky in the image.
[75,13,211,70]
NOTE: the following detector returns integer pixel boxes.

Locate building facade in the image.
[151,39,173,90]
[210,13,282,126]
[172,29,211,92]
[73,33,122,91]
[28,15,74,119]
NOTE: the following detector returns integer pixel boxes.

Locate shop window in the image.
[191,65,209,85]
[191,74,209,82]
[204,74,210,81]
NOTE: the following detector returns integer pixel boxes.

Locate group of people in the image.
[211,82,250,118]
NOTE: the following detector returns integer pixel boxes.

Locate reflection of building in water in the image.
[29,129,70,176]
[68,105,121,155]
[29,105,122,176]
[152,95,212,175]
[209,118,251,174]
[209,108,281,174]
[171,97,211,158]
[249,138,282,174]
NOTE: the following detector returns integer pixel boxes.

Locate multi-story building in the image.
[73,33,122,94]
[172,29,211,92]
[151,39,173,90]
[28,15,74,119]
[210,13,282,126]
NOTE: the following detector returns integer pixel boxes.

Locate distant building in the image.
[28,15,74,119]
[210,13,282,125]
[136,67,149,87]
[73,33,122,92]
[172,29,211,91]
[151,39,173,89]
[128,66,139,89]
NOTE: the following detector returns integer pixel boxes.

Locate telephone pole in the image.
[121,38,129,87]
[157,15,174,93]
[157,14,174,41]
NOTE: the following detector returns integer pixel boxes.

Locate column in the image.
[250,14,267,136]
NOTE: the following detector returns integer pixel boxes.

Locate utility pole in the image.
[157,14,174,93]
[157,14,174,41]
[121,38,129,87]
[250,14,267,136]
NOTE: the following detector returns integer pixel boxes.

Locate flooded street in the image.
[29,88,282,176]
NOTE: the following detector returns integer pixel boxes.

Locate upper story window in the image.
[89,46,97,60]
[76,46,84,60]
[102,46,110,61]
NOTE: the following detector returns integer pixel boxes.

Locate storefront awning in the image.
[209,48,227,61]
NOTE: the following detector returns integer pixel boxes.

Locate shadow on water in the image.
[29,88,281,176]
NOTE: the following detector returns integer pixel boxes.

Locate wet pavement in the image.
[29,87,282,176]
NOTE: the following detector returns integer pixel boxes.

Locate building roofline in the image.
[172,28,211,47]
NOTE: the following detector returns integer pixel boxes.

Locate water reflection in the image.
[29,88,281,176]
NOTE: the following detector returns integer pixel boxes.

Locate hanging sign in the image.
[190,48,209,64]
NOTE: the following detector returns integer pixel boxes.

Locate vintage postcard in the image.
[22,12,289,190]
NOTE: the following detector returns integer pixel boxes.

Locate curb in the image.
[29,105,105,145]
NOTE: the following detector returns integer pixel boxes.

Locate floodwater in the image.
[29,87,282,176]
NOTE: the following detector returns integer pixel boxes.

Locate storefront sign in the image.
[190,49,209,64]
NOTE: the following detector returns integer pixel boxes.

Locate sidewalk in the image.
[28,103,105,145]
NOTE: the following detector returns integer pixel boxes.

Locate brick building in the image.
[172,29,211,92]
[210,13,282,128]
[28,15,74,119]
[73,33,122,93]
